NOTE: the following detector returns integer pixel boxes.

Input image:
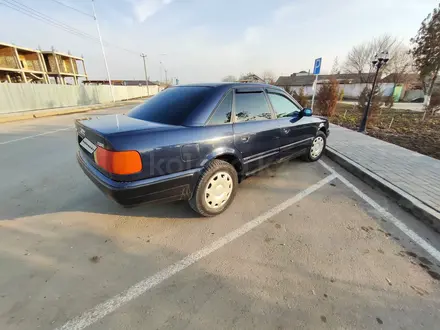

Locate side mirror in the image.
[303,108,313,116]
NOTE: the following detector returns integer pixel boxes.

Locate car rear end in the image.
[76,86,217,207]
[76,118,149,205]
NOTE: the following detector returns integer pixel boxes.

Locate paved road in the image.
[1,104,440,330]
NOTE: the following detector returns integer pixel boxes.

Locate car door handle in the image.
[283,128,290,134]
[241,136,250,143]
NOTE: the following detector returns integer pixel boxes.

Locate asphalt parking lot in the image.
[1,104,440,330]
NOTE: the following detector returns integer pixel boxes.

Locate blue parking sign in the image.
[313,58,322,75]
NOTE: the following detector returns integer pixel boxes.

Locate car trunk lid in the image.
[75,114,178,177]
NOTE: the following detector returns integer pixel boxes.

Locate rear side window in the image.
[234,91,272,122]
[268,92,302,118]
[128,86,213,125]
[207,91,232,125]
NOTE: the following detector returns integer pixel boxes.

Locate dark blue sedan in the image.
[76,83,329,216]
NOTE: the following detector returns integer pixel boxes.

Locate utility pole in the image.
[164,69,168,85]
[140,53,149,96]
[91,0,114,102]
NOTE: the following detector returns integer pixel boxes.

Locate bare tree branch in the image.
[261,70,276,84]
[343,34,404,82]
[221,75,237,82]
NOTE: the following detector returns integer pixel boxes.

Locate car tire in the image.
[189,159,238,217]
[303,131,327,162]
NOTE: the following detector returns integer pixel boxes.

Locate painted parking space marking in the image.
[55,174,336,330]
[0,127,73,145]
[319,159,440,263]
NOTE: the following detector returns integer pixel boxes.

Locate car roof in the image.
[174,82,283,89]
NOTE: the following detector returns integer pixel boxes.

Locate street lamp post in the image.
[358,51,389,133]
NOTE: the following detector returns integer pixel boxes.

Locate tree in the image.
[315,78,339,116]
[388,46,414,84]
[292,87,308,107]
[261,70,276,84]
[331,56,340,74]
[343,35,402,81]
[386,46,414,106]
[357,86,383,123]
[222,75,237,82]
[283,86,293,95]
[239,72,256,81]
[411,3,440,112]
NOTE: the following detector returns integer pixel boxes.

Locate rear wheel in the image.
[303,131,326,162]
[189,159,238,217]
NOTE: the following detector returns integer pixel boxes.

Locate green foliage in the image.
[410,3,440,106]
[316,78,339,116]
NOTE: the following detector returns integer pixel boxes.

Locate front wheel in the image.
[189,160,238,217]
[303,131,326,162]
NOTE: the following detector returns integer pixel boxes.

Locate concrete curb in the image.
[0,99,146,124]
[325,146,440,233]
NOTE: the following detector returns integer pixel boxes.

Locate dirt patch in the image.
[322,104,440,160]
[89,256,101,263]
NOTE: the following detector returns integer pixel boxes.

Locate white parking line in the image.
[319,160,440,263]
[55,174,336,330]
[0,127,73,145]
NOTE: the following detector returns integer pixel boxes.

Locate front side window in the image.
[207,91,233,125]
[268,92,302,118]
[234,91,272,122]
[128,86,214,125]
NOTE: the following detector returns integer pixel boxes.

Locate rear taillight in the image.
[94,147,142,175]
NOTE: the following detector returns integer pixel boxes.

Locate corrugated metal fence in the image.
[0,84,161,114]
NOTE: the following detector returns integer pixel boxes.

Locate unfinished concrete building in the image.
[41,50,87,85]
[0,42,87,84]
[0,42,48,83]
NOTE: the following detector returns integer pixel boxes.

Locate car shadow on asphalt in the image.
[0,158,325,222]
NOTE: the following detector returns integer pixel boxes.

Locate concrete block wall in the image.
[0,83,161,114]
[289,83,396,99]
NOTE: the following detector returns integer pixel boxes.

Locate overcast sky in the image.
[0,0,438,83]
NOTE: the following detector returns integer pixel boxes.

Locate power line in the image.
[49,0,93,18]
[0,0,140,55]
[2,0,99,40]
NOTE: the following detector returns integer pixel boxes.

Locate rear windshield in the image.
[127,86,213,125]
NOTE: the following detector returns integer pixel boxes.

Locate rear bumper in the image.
[77,151,202,207]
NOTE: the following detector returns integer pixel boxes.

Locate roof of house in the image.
[275,73,375,86]
[380,73,419,83]
[239,74,265,83]
[41,51,84,61]
[179,82,282,89]
[0,42,40,53]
